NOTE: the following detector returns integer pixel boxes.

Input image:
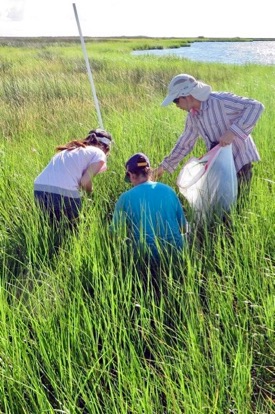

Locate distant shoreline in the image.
[1,36,275,42]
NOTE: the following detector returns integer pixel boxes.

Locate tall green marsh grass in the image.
[0,37,274,413]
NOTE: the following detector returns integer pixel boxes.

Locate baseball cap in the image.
[161,74,212,106]
[125,153,150,172]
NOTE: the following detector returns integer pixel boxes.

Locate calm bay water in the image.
[132,41,275,65]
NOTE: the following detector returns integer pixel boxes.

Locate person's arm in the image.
[220,95,265,146]
[152,165,164,180]
[155,116,199,178]
[80,161,105,193]
[219,130,236,147]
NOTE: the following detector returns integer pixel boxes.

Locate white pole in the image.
[72,3,104,129]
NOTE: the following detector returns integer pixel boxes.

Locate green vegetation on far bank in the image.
[1,35,275,49]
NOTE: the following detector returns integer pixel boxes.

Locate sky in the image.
[0,0,274,39]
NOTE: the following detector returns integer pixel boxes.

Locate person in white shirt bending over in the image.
[34,128,113,226]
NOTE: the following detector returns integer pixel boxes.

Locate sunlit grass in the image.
[0,37,274,413]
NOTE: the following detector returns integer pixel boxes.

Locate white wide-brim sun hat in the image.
[161,73,212,106]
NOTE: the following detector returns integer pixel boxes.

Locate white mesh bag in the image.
[177,144,238,221]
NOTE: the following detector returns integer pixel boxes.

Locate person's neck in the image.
[191,97,201,111]
[132,177,150,187]
[189,98,201,115]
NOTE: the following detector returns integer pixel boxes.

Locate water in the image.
[132,41,275,65]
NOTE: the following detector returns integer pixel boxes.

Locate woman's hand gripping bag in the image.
[177,144,238,222]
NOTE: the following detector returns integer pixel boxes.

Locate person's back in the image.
[34,145,106,198]
[116,181,184,251]
[111,153,186,260]
[34,128,113,224]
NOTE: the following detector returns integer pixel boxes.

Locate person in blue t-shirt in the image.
[110,153,187,263]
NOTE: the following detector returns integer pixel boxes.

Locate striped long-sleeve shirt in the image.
[161,92,265,173]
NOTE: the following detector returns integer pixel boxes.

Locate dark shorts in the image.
[34,191,81,223]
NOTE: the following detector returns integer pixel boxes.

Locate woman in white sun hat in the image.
[154,73,264,193]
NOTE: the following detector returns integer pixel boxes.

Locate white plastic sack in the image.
[177,144,238,221]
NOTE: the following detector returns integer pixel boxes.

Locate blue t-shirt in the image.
[111,181,186,257]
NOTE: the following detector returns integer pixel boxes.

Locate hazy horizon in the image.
[1,0,274,39]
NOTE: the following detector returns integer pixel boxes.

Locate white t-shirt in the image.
[34,146,107,198]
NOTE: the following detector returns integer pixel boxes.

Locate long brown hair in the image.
[56,129,113,153]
